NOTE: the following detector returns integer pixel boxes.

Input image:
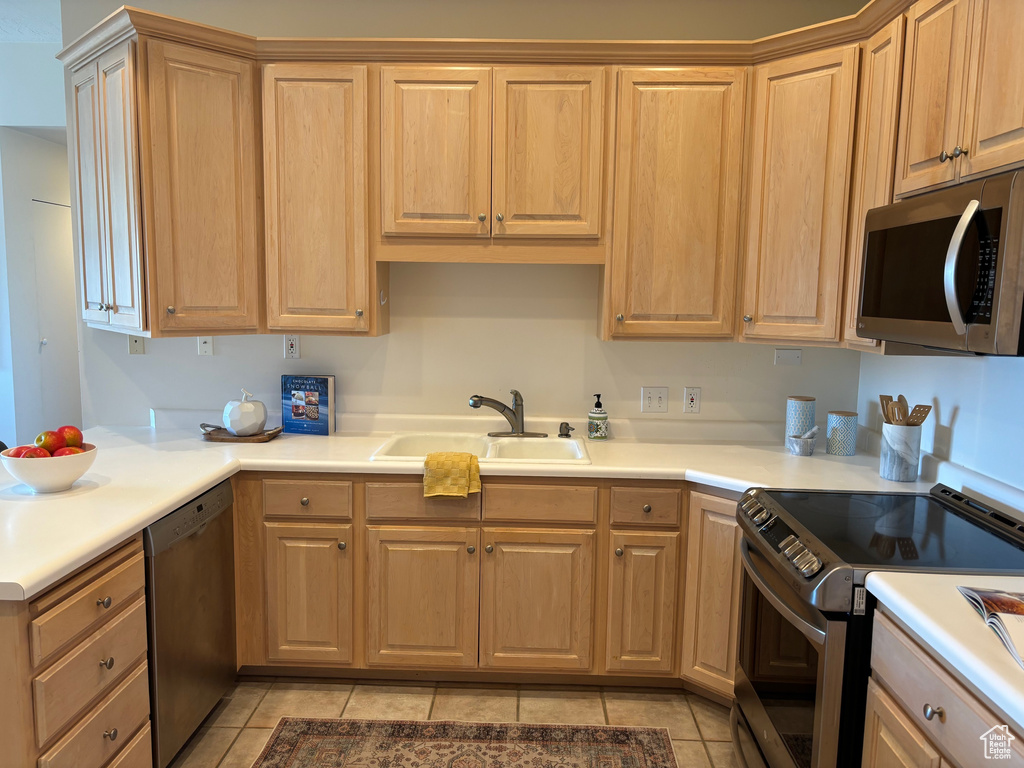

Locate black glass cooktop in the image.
[762,490,1024,571]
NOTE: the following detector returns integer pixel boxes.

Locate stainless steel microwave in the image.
[857,171,1024,355]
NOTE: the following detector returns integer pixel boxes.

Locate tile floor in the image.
[170,680,739,768]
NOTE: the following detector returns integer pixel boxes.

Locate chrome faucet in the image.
[468,389,547,437]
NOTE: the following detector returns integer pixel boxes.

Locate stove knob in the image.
[784,541,805,559]
[779,535,798,551]
[800,556,823,578]
[752,509,771,525]
[793,551,817,572]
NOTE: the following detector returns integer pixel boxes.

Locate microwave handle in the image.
[943,199,980,336]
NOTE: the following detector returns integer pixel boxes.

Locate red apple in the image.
[53,447,85,457]
[21,447,51,458]
[55,425,83,448]
[34,431,66,454]
[6,445,33,458]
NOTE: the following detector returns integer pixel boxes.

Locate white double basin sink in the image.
[371,433,591,465]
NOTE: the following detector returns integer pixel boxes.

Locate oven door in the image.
[733,539,848,768]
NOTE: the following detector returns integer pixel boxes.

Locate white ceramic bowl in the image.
[1,443,97,493]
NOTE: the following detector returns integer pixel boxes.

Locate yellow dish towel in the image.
[423,452,481,498]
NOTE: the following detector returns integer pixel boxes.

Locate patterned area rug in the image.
[253,718,678,768]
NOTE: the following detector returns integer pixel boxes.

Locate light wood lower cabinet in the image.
[366,526,480,667]
[480,529,595,670]
[862,678,943,768]
[264,522,353,663]
[605,531,678,673]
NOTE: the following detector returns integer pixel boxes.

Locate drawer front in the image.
[264,479,352,519]
[33,598,148,747]
[31,552,145,668]
[38,662,150,768]
[366,482,481,521]
[107,723,152,768]
[610,488,681,526]
[872,612,1024,767]
[483,484,597,524]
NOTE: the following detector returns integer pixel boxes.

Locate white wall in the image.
[0,42,65,127]
[858,354,1024,489]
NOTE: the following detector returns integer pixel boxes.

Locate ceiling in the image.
[0,0,61,43]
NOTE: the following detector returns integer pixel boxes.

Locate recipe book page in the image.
[958,586,1024,671]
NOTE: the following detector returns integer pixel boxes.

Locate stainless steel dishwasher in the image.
[144,479,236,768]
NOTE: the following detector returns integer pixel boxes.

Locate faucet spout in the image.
[468,389,545,437]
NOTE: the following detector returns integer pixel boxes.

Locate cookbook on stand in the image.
[281,375,335,435]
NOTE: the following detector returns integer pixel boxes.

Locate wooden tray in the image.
[200,424,283,443]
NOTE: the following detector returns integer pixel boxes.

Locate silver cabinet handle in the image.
[166,306,175,314]
[338,541,347,551]
[99,657,115,670]
[467,545,476,554]
[495,213,504,222]
[743,315,753,323]
[642,504,652,513]
[355,309,364,317]
[943,199,979,336]
[922,703,945,722]
[615,313,624,322]
[952,145,964,158]
[939,150,950,163]
[104,728,118,741]
[300,497,310,506]
[379,290,388,306]
[478,213,487,222]
[96,596,112,609]
[485,545,494,553]
[615,548,624,557]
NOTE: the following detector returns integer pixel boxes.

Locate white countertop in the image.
[867,572,1024,733]
[0,425,938,602]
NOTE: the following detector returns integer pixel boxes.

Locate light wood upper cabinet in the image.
[492,67,605,237]
[264,522,353,663]
[479,528,594,671]
[680,492,742,696]
[605,531,679,674]
[263,63,369,332]
[862,679,943,768]
[381,66,492,236]
[843,18,905,349]
[608,67,746,338]
[742,44,859,342]
[366,526,480,668]
[145,39,260,333]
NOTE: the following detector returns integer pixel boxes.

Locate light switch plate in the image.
[641,386,669,413]
[197,336,214,356]
[127,335,145,355]
[284,335,300,359]
[774,348,802,366]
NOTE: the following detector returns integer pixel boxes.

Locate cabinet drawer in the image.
[872,611,1024,767]
[30,552,145,669]
[264,479,352,519]
[610,488,681,526]
[366,483,481,521]
[483,484,597,524]
[38,662,150,768]
[33,598,148,747]
[107,723,152,768]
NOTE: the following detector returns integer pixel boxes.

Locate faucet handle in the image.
[558,422,575,438]
[509,389,523,403]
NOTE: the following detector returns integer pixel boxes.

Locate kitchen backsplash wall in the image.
[858,353,1024,489]
[78,264,863,437]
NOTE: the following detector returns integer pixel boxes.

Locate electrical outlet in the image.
[284,335,300,359]
[641,386,669,413]
[774,348,802,366]
[684,387,701,413]
[127,335,145,355]
[197,336,214,356]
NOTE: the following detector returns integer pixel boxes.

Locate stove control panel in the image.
[739,491,823,579]
[779,534,823,578]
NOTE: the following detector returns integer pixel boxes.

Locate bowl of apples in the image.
[1,426,96,493]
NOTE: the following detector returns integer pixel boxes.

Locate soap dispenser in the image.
[588,394,609,440]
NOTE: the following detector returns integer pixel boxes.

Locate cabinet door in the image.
[605,531,679,673]
[893,0,971,196]
[145,40,260,332]
[491,66,605,238]
[97,41,145,332]
[480,528,594,670]
[843,19,905,349]
[70,61,109,325]
[862,678,942,768]
[263,63,369,332]
[381,66,491,236]
[609,67,746,337]
[265,522,353,663]
[961,0,1024,178]
[366,526,479,667]
[680,492,742,696]
[742,45,858,342]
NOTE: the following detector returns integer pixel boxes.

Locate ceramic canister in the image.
[879,423,922,482]
[826,411,858,456]
[786,396,816,439]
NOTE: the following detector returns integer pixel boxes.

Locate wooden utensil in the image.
[897,394,909,414]
[888,401,908,426]
[880,395,894,423]
[906,404,932,426]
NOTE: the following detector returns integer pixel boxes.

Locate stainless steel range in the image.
[731,483,1024,768]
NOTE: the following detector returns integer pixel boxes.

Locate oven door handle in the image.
[741,540,826,647]
[943,198,980,337]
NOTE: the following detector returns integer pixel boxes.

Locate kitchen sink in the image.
[371,433,591,464]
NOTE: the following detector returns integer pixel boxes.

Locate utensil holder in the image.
[827,411,858,456]
[880,423,922,482]
[786,396,816,442]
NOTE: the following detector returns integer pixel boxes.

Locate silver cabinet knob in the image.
[96,596,112,609]
[478,213,487,222]
[743,315,753,322]
[355,309,364,317]
[939,150,949,163]
[338,541,347,550]
[467,545,476,554]
[952,145,965,158]
[642,504,652,513]
[104,728,118,741]
[495,213,504,222]
[485,545,494,553]
[615,548,624,557]
[300,497,309,506]
[99,657,115,670]
[615,313,624,322]
[922,703,945,721]
[166,306,175,314]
